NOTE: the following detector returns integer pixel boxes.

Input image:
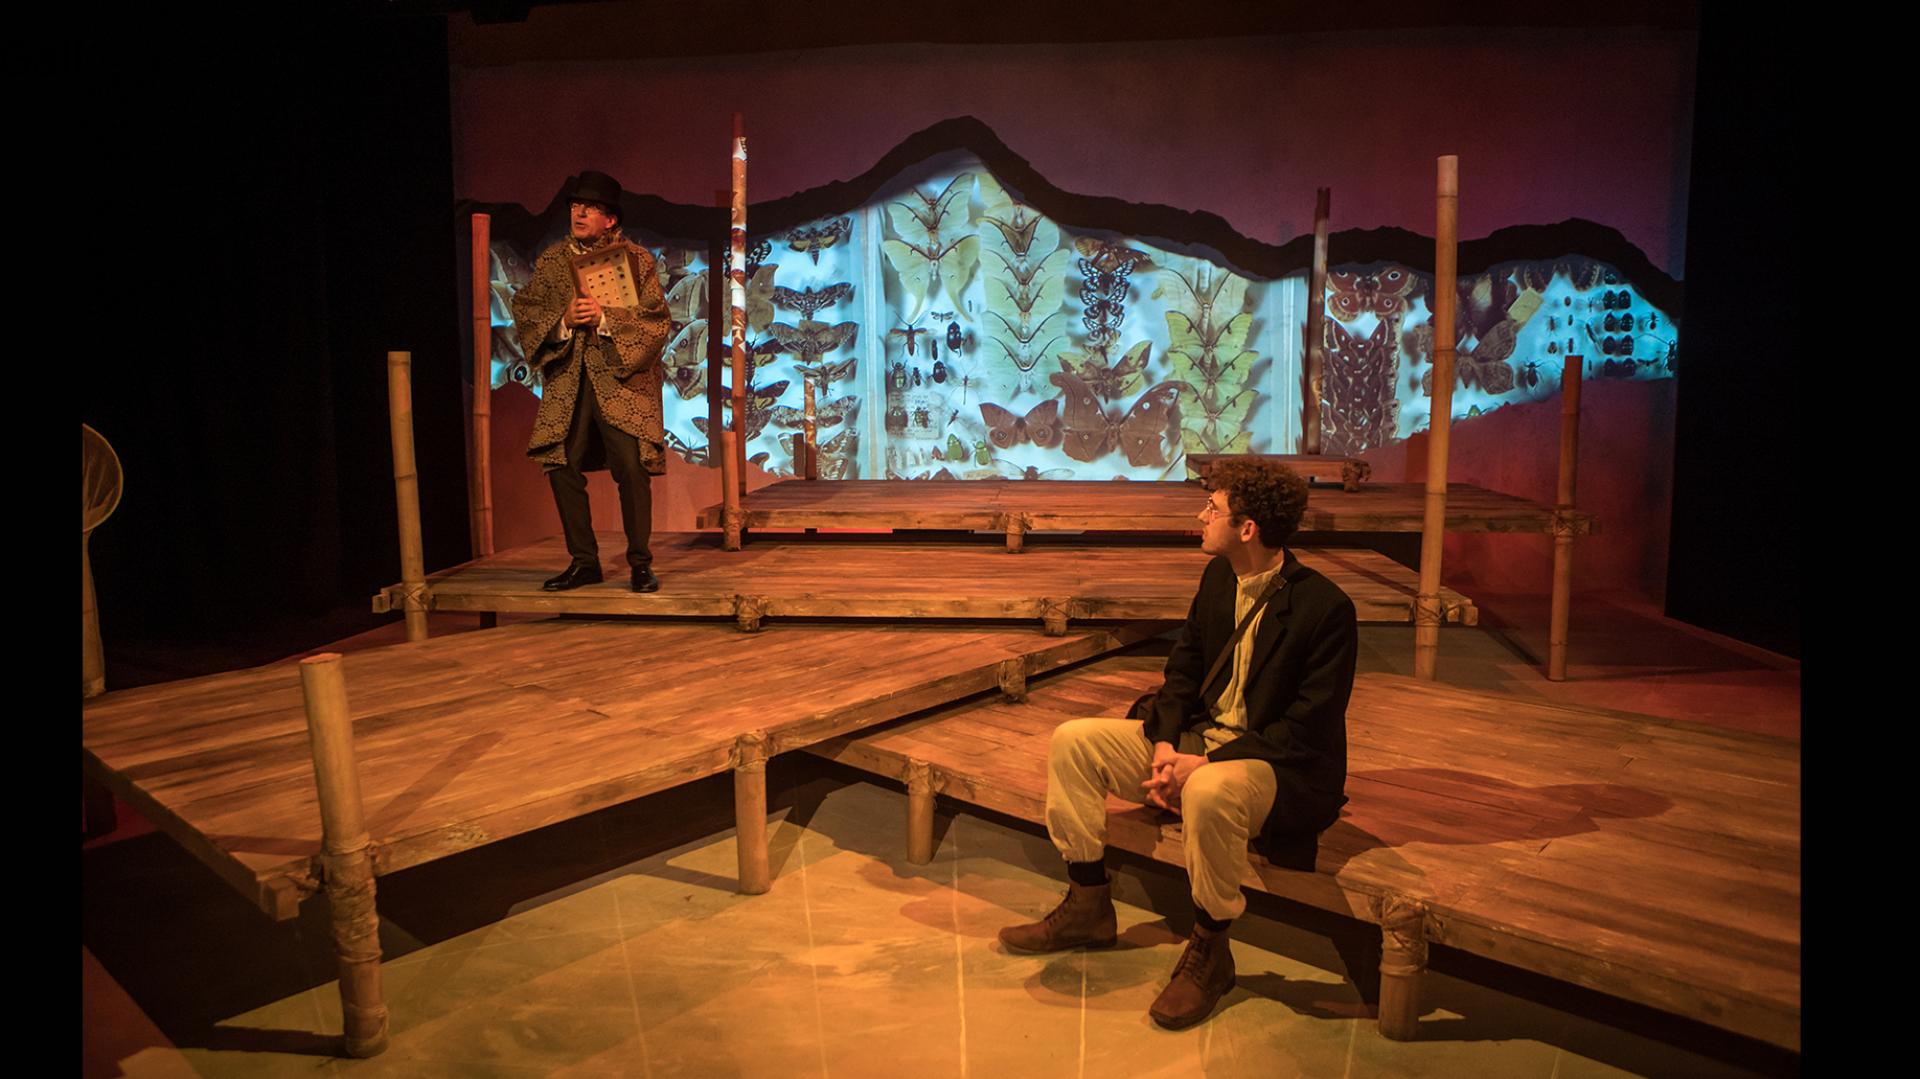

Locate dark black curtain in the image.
[1665,13,1797,657]
[86,11,467,676]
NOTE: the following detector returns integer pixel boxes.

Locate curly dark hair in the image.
[1205,459,1310,547]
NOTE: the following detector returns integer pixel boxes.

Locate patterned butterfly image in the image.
[772,282,854,321]
[983,254,1070,326]
[663,267,707,324]
[767,395,860,433]
[813,425,859,480]
[663,326,780,401]
[1178,386,1257,457]
[1516,256,1603,294]
[1048,370,1183,467]
[668,430,768,471]
[785,218,851,265]
[793,355,858,394]
[979,397,1063,451]
[769,320,859,387]
[1326,267,1416,323]
[1074,238,1151,348]
[882,173,978,321]
[1056,340,1151,402]
[1159,262,1257,406]
[1320,321,1396,456]
[694,379,790,445]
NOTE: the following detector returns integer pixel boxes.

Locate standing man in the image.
[512,170,672,593]
[998,459,1358,1029]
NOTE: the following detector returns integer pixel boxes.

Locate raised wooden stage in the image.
[373,532,1478,631]
[695,479,1596,548]
[81,619,1144,921]
[809,651,1801,1051]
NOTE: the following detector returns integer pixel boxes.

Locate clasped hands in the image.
[1142,740,1207,814]
[566,295,604,328]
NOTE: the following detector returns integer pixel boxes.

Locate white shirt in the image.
[1202,561,1285,752]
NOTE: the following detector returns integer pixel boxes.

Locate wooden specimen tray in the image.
[372,532,1478,631]
[1187,453,1372,491]
[81,618,1147,921]
[695,480,1596,543]
[809,654,1799,1051]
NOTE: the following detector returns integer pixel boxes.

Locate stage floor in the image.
[81,618,1142,920]
[812,651,1801,1050]
[695,479,1597,536]
[375,532,1479,629]
[85,594,1799,1075]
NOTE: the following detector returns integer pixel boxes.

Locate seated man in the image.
[998,459,1358,1029]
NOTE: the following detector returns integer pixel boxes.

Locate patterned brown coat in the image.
[513,233,672,474]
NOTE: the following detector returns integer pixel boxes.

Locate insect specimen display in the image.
[482,155,1677,482]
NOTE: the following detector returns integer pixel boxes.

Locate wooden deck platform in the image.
[373,532,1479,630]
[694,480,1596,540]
[80,618,1146,921]
[808,653,1799,1051]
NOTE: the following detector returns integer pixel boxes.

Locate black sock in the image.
[1195,910,1232,934]
[1066,860,1108,887]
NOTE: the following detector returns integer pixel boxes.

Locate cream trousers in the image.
[1043,718,1277,921]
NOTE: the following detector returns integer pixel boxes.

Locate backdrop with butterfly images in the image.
[475,152,1679,488]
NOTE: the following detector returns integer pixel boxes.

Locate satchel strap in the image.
[1197,572,1285,701]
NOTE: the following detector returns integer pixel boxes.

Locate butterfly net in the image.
[83,424,122,535]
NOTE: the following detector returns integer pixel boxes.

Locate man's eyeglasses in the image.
[1199,500,1232,521]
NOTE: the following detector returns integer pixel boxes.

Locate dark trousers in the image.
[549,375,652,569]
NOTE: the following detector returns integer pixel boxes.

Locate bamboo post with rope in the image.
[297,653,390,1058]
[1548,355,1584,681]
[1412,157,1459,681]
[1303,187,1330,454]
[720,113,748,550]
[387,351,429,642]
[467,213,495,562]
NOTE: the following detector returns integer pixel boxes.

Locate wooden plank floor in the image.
[373,532,1478,628]
[81,619,1146,922]
[807,654,1799,1050]
[694,479,1597,535]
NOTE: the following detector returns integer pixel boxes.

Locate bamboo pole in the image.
[801,374,818,479]
[1548,354,1584,681]
[297,653,390,1058]
[905,759,935,865]
[1412,157,1459,681]
[1302,187,1330,453]
[387,351,429,642]
[733,730,770,893]
[467,213,495,559]
[721,114,748,550]
[709,190,730,453]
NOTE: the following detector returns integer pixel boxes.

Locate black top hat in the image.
[567,170,623,218]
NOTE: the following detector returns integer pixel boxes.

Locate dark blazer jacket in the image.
[1142,550,1358,870]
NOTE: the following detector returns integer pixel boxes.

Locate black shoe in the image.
[631,566,660,593]
[542,563,603,591]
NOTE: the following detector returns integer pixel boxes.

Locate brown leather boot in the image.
[1148,923,1236,1029]
[997,881,1118,953]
